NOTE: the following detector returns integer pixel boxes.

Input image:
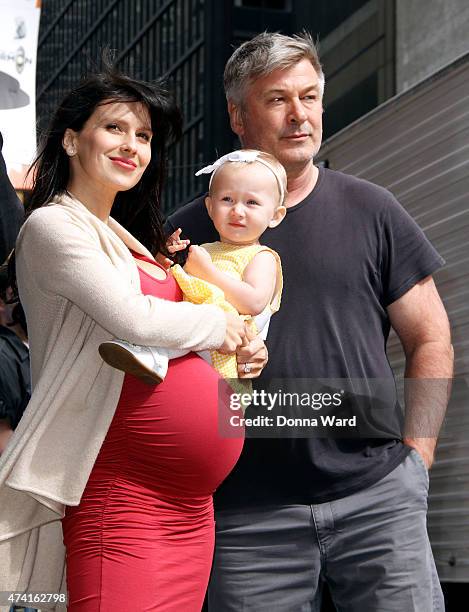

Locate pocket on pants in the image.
[409,448,430,490]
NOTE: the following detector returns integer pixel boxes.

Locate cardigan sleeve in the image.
[16,208,227,352]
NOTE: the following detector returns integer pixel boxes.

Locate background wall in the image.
[396,0,469,92]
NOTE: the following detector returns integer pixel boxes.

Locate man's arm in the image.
[0,133,24,264]
[387,275,454,468]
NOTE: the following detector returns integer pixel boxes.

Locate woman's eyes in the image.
[105,124,151,141]
[137,132,151,142]
[247,200,259,206]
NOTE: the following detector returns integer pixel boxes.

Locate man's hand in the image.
[404,438,435,469]
[184,245,216,280]
[237,325,268,378]
[388,275,453,471]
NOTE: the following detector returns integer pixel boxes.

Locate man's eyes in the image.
[268,94,317,103]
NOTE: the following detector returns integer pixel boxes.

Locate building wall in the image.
[396,0,469,92]
[318,0,395,139]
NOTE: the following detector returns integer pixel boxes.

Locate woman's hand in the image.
[237,326,268,378]
[184,245,216,281]
[218,312,247,354]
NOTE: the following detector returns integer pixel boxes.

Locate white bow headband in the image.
[195,150,285,205]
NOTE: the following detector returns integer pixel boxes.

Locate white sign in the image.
[0,0,41,187]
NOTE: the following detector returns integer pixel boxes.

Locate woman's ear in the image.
[269,205,287,228]
[62,128,78,157]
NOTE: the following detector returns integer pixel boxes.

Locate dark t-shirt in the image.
[166,167,445,506]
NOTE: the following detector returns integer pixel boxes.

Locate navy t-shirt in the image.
[166,166,445,506]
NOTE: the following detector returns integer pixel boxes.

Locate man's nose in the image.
[289,98,308,124]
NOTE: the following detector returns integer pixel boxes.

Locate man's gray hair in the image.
[224,31,325,106]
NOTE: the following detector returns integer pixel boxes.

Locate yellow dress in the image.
[171,241,283,379]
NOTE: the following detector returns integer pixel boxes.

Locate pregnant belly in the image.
[93,353,244,499]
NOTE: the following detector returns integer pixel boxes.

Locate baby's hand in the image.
[167,228,190,255]
[156,228,190,268]
[184,245,215,280]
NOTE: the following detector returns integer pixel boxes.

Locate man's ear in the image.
[268,205,287,228]
[62,128,78,156]
[227,101,244,138]
[205,195,213,219]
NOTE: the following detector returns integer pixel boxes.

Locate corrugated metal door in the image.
[318,52,469,582]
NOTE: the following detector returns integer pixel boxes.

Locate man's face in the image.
[228,59,323,173]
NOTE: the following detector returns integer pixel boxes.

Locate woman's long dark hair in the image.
[28,60,182,254]
[8,58,182,299]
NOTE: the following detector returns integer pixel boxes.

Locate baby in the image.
[99,149,286,383]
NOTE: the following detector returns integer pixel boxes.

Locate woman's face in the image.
[63,100,153,196]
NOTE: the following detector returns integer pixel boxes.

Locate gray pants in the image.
[208,450,444,611]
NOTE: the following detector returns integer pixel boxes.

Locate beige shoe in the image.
[99,340,168,385]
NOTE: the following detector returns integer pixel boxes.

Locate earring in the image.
[67,148,76,157]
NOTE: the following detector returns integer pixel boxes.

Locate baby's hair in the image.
[209,149,288,206]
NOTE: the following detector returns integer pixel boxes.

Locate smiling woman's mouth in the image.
[109,157,137,169]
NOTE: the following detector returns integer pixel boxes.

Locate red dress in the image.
[62,254,243,611]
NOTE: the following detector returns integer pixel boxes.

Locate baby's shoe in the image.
[99,340,169,385]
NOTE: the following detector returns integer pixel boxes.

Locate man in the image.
[166,33,453,611]
[0,132,24,264]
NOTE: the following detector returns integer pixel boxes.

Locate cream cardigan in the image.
[0,193,226,610]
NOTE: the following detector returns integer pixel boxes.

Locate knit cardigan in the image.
[0,192,226,610]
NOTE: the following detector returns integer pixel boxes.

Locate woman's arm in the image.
[184,246,277,316]
[16,208,226,352]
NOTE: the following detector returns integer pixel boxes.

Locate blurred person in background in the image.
[0,263,30,456]
[0,132,24,264]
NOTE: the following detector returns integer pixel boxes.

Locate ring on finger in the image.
[244,363,252,374]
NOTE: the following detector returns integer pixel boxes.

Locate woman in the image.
[0,65,246,610]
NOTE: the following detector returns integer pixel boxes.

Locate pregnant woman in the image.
[0,64,246,610]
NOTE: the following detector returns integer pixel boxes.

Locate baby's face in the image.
[206,162,285,245]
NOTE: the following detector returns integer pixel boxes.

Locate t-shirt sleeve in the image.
[165,195,219,244]
[380,193,445,306]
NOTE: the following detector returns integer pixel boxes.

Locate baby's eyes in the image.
[219,196,260,206]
